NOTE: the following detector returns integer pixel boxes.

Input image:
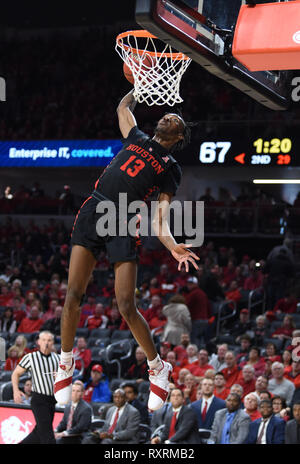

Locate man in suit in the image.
[151,388,201,444]
[121,381,150,424]
[82,388,141,444]
[190,377,226,430]
[54,380,92,444]
[245,399,285,444]
[210,392,251,444]
[285,401,300,444]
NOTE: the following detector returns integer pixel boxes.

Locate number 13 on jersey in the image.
[120,155,146,177]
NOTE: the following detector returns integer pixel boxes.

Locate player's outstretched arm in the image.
[152,192,199,272]
[117,89,137,138]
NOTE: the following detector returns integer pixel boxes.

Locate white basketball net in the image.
[115,30,192,106]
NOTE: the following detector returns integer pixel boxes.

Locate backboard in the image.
[135,0,293,110]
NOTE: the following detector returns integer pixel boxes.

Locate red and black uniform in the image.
[71,126,182,263]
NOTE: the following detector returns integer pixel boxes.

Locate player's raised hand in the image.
[171,243,200,272]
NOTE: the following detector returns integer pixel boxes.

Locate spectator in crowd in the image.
[243,393,261,421]
[209,344,228,372]
[183,373,198,404]
[73,337,92,375]
[230,384,244,401]
[166,351,181,384]
[174,368,190,391]
[268,362,295,406]
[14,334,31,357]
[4,345,21,371]
[21,378,33,405]
[190,349,214,378]
[106,306,122,331]
[173,332,190,363]
[124,346,148,383]
[180,343,199,370]
[253,375,270,400]
[184,276,211,322]
[210,393,251,444]
[272,315,296,342]
[272,396,290,422]
[259,390,273,402]
[236,335,252,365]
[285,402,300,444]
[245,399,285,444]
[284,360,300,389]
[121,381,150,425]
[161,294,191,346]
[236,365,256,399]
[159,342,171,361]
[252,315,269,347]
[221,351,240,389]
[85,303,108,330]
[243,264,264,291]
[151,388,200,444]
[273,293,298,315]
[282,349,293,374]
[82,388,141,444]
[41,305,63,336]
[214,372,230,401]
[231,309,253,342]
[0,307,17,334]
[54,380,92,444]
[264,342,281,364]
[190,377,226,430]
[17,305,43,333]
[240,346,266,378]
[82,364,111,403]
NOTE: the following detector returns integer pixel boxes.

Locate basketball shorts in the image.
[70,191,141,264]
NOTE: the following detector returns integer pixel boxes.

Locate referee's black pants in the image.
[20,392,56,444]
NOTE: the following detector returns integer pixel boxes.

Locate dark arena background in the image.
[0,0,300,449]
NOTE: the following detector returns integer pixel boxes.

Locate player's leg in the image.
[54,245,97,404]
[114,260,172,411]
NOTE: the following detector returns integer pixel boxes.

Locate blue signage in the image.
[0,140,123,167]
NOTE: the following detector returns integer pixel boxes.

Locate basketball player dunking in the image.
[54,89,199,411]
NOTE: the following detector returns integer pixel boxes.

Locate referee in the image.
[12,330,60,444]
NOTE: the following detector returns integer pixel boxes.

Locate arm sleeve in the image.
[18,353,31,371]
[159,163,182,196]
[169,409,198,443]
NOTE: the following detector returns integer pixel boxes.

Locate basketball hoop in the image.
[115,30,191,106]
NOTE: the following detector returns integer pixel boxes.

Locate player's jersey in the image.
[94,126,182,204]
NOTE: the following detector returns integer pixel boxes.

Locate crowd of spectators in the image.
[0,211,300,443]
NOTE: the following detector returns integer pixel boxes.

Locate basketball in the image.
[123,53,156,84]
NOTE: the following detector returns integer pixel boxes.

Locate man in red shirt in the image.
[236,365,256,399]
[273,294,297,314]
[86,303,108,330]
[17,306,43,333]
[221,351,240,389]
[214,372,230,400]
[243,392,261,421]
[190,349,214,378]
[73,337,92,373]
[184,276,211,321]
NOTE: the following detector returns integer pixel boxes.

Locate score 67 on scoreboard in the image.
[197,137,294,166]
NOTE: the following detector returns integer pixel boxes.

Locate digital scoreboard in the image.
[198,137,295,166]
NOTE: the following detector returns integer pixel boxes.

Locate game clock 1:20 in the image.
[251,138,292,165]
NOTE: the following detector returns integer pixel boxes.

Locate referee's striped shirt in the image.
[19,351,60,397]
